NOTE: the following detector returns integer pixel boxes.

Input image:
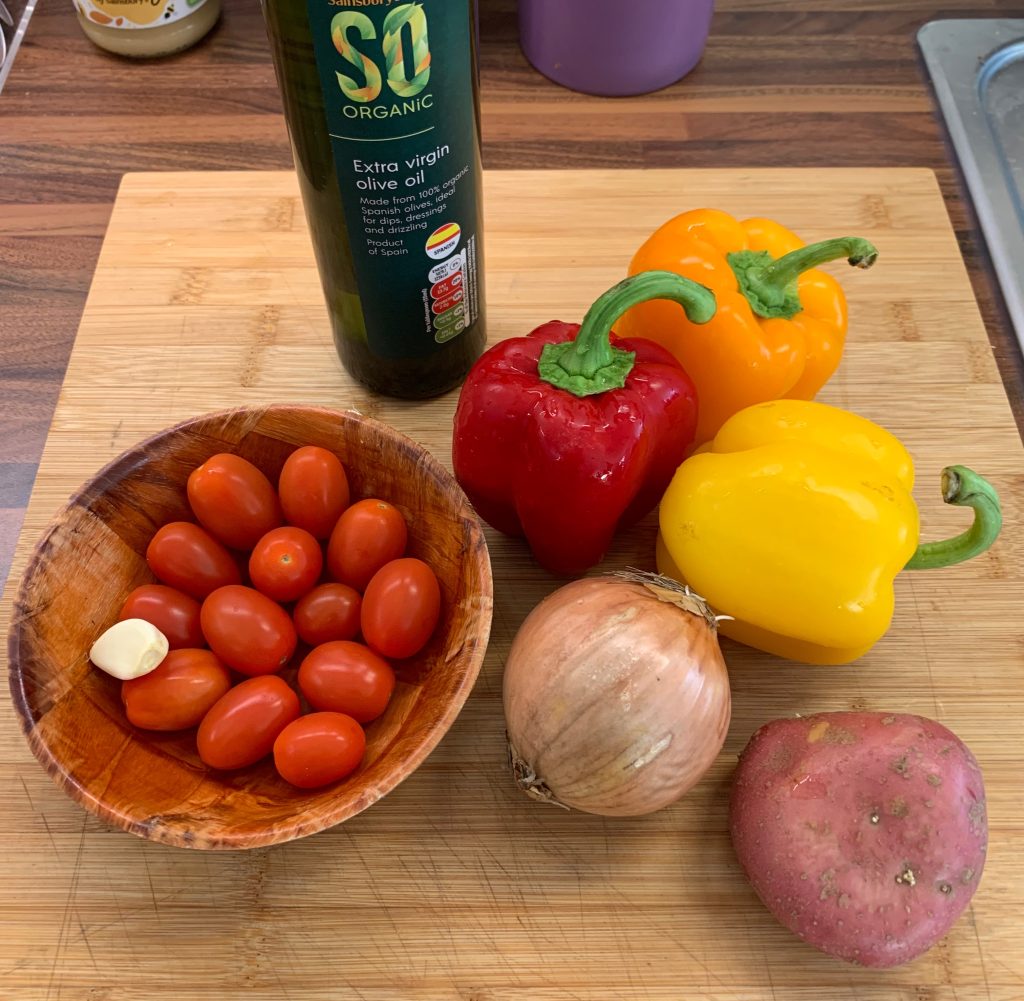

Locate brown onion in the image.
[503,572,731,816]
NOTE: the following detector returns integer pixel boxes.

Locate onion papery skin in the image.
[503,575,732,817]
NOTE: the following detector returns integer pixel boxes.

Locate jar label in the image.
[76,0,210,29]
[303,0,484,360]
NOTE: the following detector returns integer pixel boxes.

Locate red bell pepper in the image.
[452,271,716,575]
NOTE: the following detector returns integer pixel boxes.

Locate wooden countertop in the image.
[2,0,1024,585]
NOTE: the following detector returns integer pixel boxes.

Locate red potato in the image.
[729,711,987,968]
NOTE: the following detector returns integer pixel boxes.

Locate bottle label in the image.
[305,0,483,360]
[76,0,209,29]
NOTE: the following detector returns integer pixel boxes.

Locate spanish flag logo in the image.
[425,222,461,260]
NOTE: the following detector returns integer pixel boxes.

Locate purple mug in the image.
[518,0,715,97]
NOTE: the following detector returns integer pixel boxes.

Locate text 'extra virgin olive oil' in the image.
[260,0,487,399]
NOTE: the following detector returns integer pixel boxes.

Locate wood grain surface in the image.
[0,167,1021,999]
[2,0,1024,589]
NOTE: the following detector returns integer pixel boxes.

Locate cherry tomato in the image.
[200,585,297,676]
[298,640,395,722]
[248,526,323,603]
[293,583,362,646]
[326,498,407,591]
[278,446,350,539]
[146,522,242,600]
[118,584,204,649]
[273,712,365,789]
[122,648,231,731]
[361,558,441,660]
[197,675,301,770]
[187,453,282,551]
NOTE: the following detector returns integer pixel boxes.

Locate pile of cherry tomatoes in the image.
[109,445,442,789]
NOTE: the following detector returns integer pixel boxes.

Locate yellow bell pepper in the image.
[656,399,1002,665]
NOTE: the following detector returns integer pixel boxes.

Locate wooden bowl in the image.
[7,405,493,849]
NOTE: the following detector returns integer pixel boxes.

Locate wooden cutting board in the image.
[2,169,1022,1000]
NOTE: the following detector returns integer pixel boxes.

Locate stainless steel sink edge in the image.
[0,0,38,93]
[919,18,1024,357]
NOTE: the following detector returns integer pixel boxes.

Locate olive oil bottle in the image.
[260,0,487,398]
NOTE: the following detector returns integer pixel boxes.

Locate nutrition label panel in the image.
[422,233,478,343]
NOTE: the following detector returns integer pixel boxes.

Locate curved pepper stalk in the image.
[538,271,717,398]
[904,465,1002,570]
[728,237,878,321]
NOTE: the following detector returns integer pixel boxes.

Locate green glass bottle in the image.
[260,0,487,399]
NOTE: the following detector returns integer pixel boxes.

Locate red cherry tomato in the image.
[326,498,407,591]
[248,526,323,603]
[122,649,231,731]
[293,583,362,646]
[361,558,441,660]
[146,522,242,600]
[278,446,350,539]
[298,640,395,722]
[273,712,366,789]
[200,585,297,676]
[187,453,282,551]
[197,675,301,770]
[118,584,204,649]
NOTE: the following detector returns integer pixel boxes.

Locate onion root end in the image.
[508,738,571,810]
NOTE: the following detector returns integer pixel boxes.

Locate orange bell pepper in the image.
[617,209,878,445]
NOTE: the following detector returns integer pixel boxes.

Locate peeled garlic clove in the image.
[89,618,169,680]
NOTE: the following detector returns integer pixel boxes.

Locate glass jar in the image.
[75,0,221,58]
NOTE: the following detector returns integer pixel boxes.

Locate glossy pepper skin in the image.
[657,399,1002,665]
[453,272,716,576]
[618,209,878,445]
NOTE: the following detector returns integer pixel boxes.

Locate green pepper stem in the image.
[727,237,878,321]
[537,271,716,398]
[904,465,1002,570]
